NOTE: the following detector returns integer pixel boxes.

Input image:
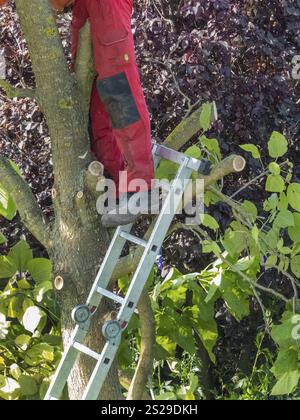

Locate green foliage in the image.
[0,161,21,221]
[0,184,17,221]
[150,128,300,399]
[0,240,61,400]
[270,312,300,396]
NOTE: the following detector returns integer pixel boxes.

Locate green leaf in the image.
[39,379,51,400]
[268,131,288,158]
[156,392,177,400]
[222,230,248,256]
[220,272,250,321]
[271,371,300,396]
[199,102,213,131]
[0,376,21,400]
[232,256,256,272]
[8,240,33,272]
[288,213,300,242]
[264,193,279,212]
[202,214,219,231]
[22,306,46,334]
[155,336,176,358]
[274,210,295,228]
[15,334,31,351]
[19,375,38,397]
[240,144,261,159]
[156,310,196,355]
[271,349,298,378]
[201,135,221,160]
[8,296,23,319]
[240,201,258,221]
[117,339,133,368]
[205,273,222,304]
[278,192,289,212]
[0,255,17,278]
[10,364,22,380]
[0,184,17,220]
[266,175,285,193]
[202,240,221,256]
[271,312,300,347]
[291,255,300,278]
[190,304,218,363]
[25,343,54,366]
[265,255,278,267]
[287,183,300,212]
[0,233,6,245]
[184,145,202,159]
[269,162,281,175]
[155,160,178,181]
[27,258,52,283]
[34,281,53,303]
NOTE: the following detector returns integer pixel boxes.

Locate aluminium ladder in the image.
[44,143,211,400]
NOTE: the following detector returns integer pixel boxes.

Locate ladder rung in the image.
[73,342,100,361]
[119,231,148,247]
[96,287,125,305]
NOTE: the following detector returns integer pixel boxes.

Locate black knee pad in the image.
[97,72,140,129]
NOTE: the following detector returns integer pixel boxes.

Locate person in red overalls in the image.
[71,0,158,227]
[0,0,157,226]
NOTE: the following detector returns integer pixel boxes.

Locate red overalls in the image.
[71,0,154,193]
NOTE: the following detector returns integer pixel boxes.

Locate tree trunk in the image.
[11,0,124,399]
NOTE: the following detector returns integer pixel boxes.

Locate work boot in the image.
[101,189,161,228]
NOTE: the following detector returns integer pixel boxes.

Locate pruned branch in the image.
[0,80,36,99]
[0,156,51,249]
[84,160,105,200]
[74,21,96,124]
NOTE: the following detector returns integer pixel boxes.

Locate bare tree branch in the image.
[0,156,51,249]
[127,291,156,400]
[74,21,96,124]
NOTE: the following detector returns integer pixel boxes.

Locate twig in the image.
[127,291,155,400]
[0,80,36,99]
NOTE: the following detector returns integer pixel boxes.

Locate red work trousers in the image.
[72,0,154,194]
